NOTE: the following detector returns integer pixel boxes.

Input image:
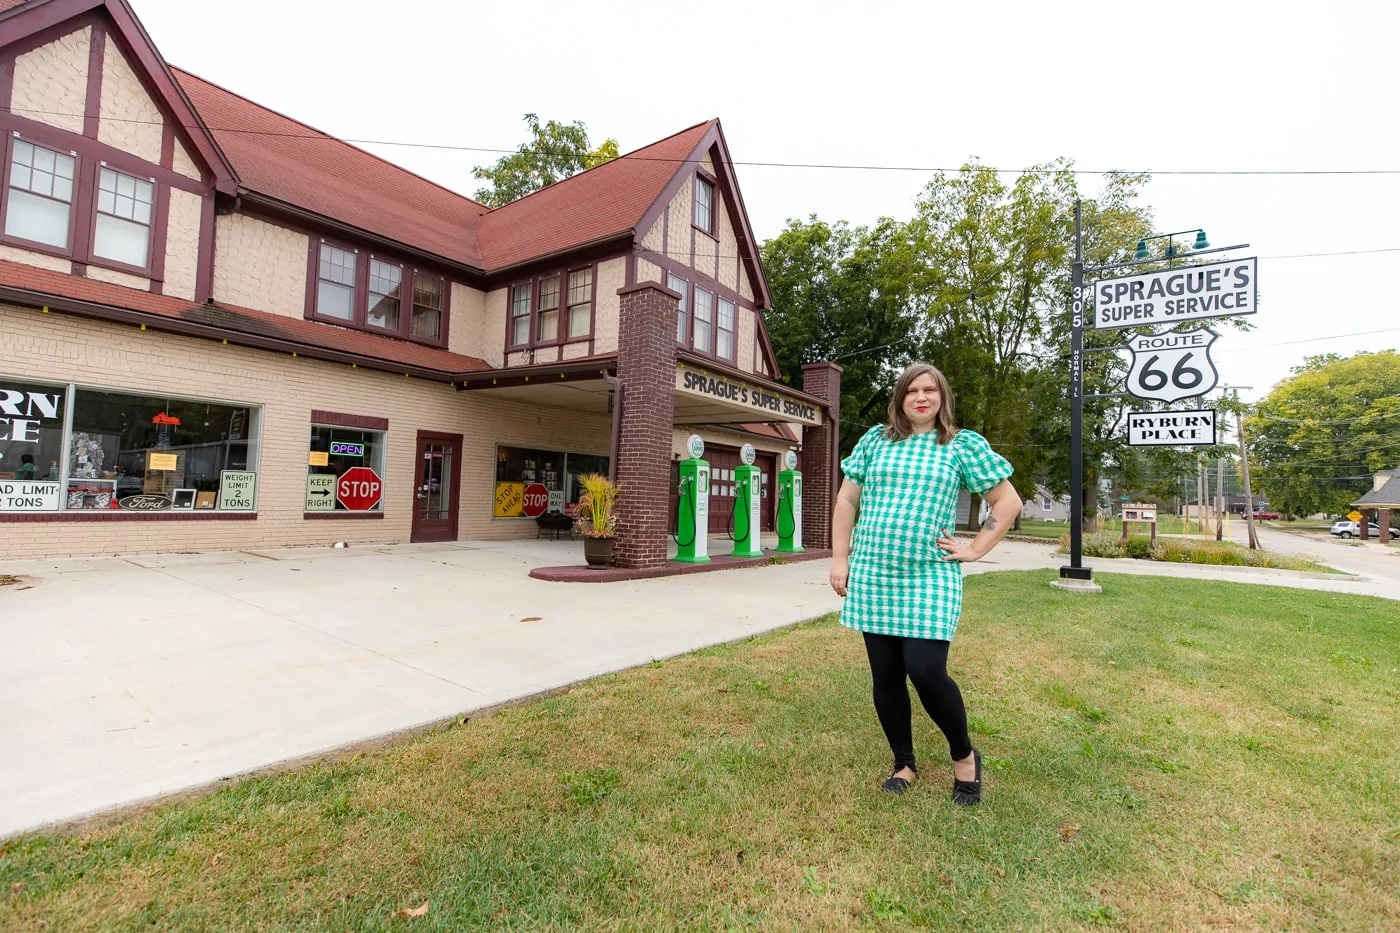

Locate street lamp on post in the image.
[1135,229,1209,265]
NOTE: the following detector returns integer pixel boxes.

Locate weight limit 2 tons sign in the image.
[1123,329,1219,403]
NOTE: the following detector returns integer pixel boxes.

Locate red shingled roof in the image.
[171,68,489,269]
[0,260,491,376]
[476,121,714,270]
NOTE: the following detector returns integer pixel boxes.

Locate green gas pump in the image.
[675,434,710,563]
[730,443,764,558]
[776,449,804,553]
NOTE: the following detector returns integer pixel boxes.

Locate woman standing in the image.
[829,362,1021,804]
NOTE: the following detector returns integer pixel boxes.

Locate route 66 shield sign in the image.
[1124,328,1219,403]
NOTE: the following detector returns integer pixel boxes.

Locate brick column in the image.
[799,361,842,550]
[1380,508,1391,542]
[613,282,680,568]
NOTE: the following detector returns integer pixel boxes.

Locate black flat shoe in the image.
[952,748,981,806]
[882,765,916,795]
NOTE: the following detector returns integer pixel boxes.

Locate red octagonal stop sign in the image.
[337,466,383,511]
[521,483,549,518]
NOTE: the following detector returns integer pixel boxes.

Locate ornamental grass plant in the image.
[1062,532,1333,572]
[573,473,618,539]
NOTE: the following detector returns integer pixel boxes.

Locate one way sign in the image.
[306,473,336,511]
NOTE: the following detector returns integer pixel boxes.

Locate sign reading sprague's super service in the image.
[1094,257,1256,330]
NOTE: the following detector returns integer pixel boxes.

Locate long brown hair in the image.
[885,362,958,444]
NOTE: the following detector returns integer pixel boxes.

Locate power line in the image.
[9,106,1400,177]
[1213,327,1400,353]
[1252,409,1400,426]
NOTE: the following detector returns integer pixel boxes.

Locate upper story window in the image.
[93,168,154,268]
[6,140,75,250]
[567,269,593,338]
[507,265,596,351]
[669,272,689,343]
[694,287,714,354]
[694,175,714,234]
[718,298,736,359]
[308,240,449,346]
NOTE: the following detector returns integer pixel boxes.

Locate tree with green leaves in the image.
[1247,350,1400,516]
[760,217,921,456]
[472,114,619,208]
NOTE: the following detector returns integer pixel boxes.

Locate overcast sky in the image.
[133,0,1399,403]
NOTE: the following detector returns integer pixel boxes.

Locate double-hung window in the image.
[6,140,75,250]
[537,275,560,342]
[694,288,714,354]
[367,258,402,330]
[93,168,154,267]
[510,284,532,346]
[316,244,357,321]
[669,272,689,343]
[567,268,592,338]
[717,298,736,360]
[694,175,714,234]
[412,275,444,340]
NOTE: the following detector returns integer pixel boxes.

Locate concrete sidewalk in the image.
[3,535,1396,839]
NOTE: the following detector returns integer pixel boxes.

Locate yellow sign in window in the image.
[494,481,524,517]
[148,452,178,471]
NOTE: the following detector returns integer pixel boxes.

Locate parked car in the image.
[1330,520,1399,539]
[1252,511,1281,520]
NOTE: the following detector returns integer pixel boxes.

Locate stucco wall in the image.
[737,307,756,372]
[641,216,663,253]
[636,257,661,285]
[0,305,612,557]
[212,214,310,318]
[86,266,149,290]
[162,189,203,300]
[446,282,488,362]
[0,244,71,273]
[171,138,200,180]
[591,256,626,355]
[716,195,739,292]
[97,35,163,164]
[11,27,90,135]
[470,287,508,368]
[560,342,590,360]
[665,180,693,267]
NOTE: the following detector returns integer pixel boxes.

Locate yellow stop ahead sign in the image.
[1347,510,1363,522]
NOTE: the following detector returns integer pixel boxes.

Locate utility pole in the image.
[1223,386,1261,549]
[1216,454,1225,542]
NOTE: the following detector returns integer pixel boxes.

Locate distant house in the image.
[1352,468,1400,537]
[1021,484,1070,522]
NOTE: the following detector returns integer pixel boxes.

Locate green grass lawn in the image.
[3,572,1398,931]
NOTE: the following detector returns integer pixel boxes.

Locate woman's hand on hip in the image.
[936,529,984,562]
[829,557,849,597]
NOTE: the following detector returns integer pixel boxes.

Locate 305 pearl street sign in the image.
[1093,257,1257,329]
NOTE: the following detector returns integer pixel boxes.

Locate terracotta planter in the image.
[583,535,615,569]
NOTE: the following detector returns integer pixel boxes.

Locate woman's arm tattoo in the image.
[982,513,998,531]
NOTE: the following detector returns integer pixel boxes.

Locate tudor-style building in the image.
[0,0,839,563]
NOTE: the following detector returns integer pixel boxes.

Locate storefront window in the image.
[494,446,609,517]
[0,378,66,513]
[306,426,386,512]
[67,389,259,511]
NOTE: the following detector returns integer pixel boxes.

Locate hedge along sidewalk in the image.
[2,572,1396,931]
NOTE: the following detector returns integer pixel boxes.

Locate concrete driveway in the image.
[0,538,843,839]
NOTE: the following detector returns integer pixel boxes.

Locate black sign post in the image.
[1059,201,1093,586]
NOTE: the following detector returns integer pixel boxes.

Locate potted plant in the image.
[574,473,619,568]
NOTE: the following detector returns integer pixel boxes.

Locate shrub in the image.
[1058,531,1128,559]
[1058,532,1334,573]
[1124,536,1154,559]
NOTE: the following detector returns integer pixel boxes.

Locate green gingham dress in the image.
[839,426,1013,642]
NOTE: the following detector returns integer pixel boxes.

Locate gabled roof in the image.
[0,260,491,379]
[0,0,237,193]
[476,121,714,271]
[172,68,488,270]
[1354,472,1400,508]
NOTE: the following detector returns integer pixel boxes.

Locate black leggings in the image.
[862,632,972,771]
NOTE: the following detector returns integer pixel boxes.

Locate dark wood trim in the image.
[303,511,384,520]
[310,410,389,431]
[641,248,754,314]
[82,164,157,277]
[160,121,174,169]
[148,176,169,291]
[708,125,772,309]
[82,18,104,139]
[193,190,214,302]
[478,232,631,289]
[0,5,103,62]
[0,57,13,113]
[0,510,257,523]
[502,258,606,362]
[0,112,205,194]
[457,357,617,392]
[302,236,451,349]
